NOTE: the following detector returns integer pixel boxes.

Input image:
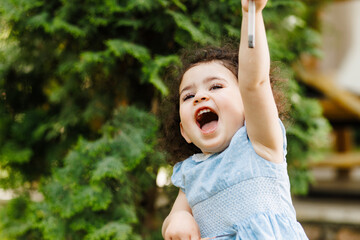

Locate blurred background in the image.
[0,0,359,239]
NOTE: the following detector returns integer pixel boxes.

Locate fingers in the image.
[241,0,249,11]
[165,232,201,240]
[242,0,267,12]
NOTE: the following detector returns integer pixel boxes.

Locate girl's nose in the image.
[193,94,209,105]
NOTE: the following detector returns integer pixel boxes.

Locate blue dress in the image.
[171,121,308,239]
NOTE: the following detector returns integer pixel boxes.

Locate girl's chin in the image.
[199,140,231,154]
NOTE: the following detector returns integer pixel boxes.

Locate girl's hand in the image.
[163,210,201,240]
[241,0,268,12]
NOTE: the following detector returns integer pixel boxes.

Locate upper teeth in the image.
[197,109,211,117]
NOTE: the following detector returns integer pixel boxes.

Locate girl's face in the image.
[179,61,245,154]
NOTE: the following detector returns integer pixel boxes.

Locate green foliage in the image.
[0,0,179,190]
[0,196,43,239]
[286,79,332,194]
[1,107,164,239]
[84,222,134,240]
[0,0,331,239]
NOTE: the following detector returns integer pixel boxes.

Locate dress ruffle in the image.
[232,212,308,240]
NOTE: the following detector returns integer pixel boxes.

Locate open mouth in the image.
[196,108,219,133]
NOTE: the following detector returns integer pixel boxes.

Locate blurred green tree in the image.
[0,0,330,239]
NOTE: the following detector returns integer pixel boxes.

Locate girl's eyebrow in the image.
[179,85,193,96]
[179,76,226,95]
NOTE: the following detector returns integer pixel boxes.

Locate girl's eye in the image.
[183,94,194,101]
[210,84,223,90]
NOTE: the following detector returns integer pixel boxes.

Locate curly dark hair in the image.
[160,44,289,165]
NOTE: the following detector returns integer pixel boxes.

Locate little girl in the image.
[162,0,308,239]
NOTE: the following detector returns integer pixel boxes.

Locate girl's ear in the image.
[180,122,192,143]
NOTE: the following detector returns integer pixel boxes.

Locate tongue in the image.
[201,120,218,133]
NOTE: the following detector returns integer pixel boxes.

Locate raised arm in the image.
[238,0,284,163]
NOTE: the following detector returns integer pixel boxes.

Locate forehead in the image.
[179,61,237,92]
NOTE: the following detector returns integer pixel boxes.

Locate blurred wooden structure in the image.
[291,2,360,239]
[295,0,360,194]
